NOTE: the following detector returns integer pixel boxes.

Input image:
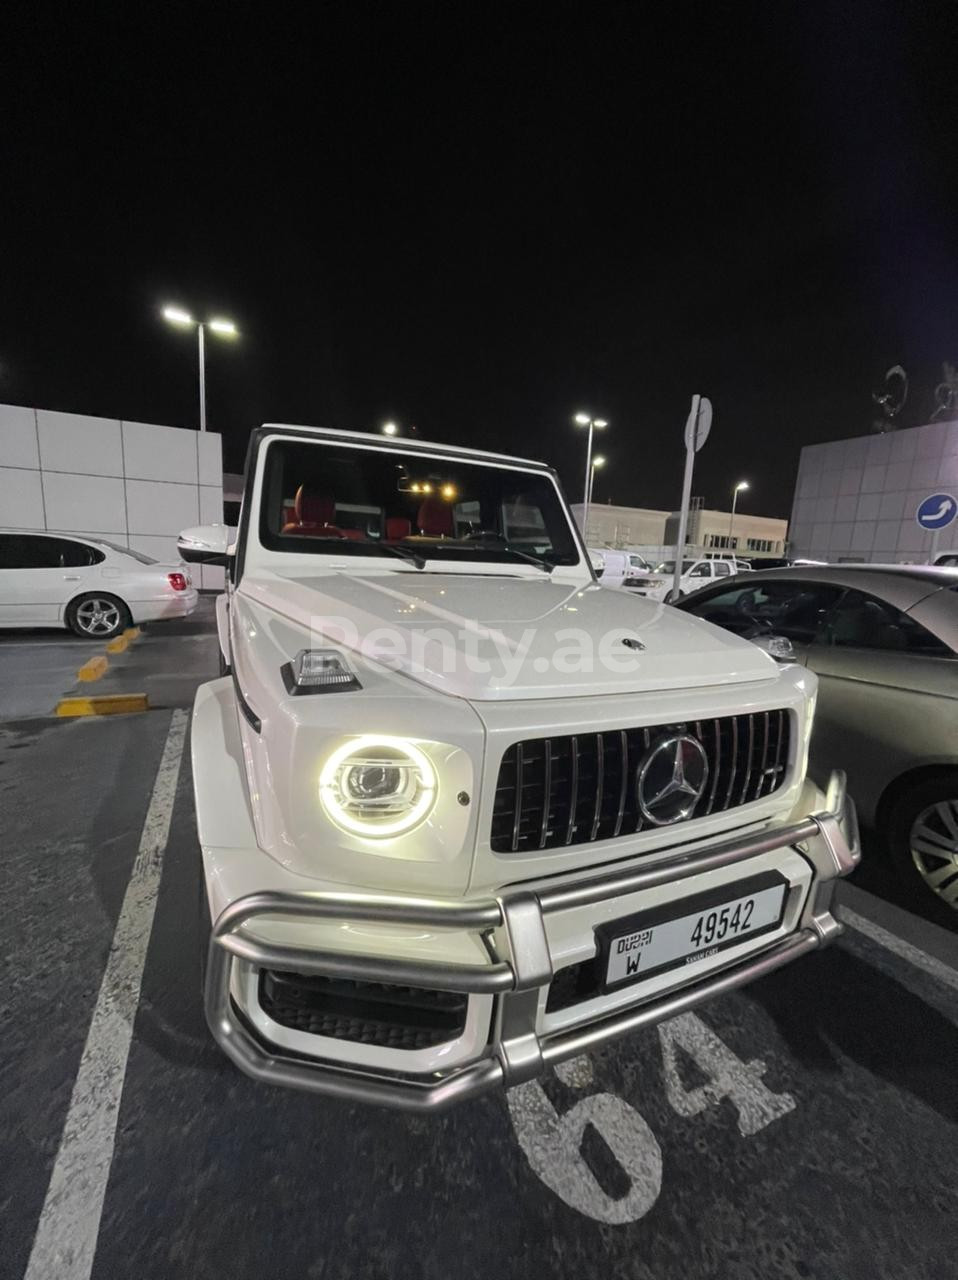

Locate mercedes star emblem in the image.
[636,734,709,826]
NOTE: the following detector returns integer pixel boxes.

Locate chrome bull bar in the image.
[205,770,859,1112]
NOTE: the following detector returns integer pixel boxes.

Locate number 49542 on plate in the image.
[600,873,788,989]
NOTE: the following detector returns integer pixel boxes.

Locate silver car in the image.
[677,565,958,912]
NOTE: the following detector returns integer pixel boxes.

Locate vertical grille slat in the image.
[590,734,605,842]
[511,742,524,853]
[704,717,721,815]
[565,736,579,844]
[754,711,770,801]
[538,739,553,849]
[613,729,628,838]
[739,714,755,806]
[491,711,792,853]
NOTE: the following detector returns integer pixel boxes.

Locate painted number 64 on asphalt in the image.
[506,1011,795,1225]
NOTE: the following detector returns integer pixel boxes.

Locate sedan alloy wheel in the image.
[75,598,122,637]
[909,800,958,910]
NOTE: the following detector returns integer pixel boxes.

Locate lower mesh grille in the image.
[259,970,468,1051]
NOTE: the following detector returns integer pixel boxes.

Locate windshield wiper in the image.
[359,540,427,570]
[465,536,555,573]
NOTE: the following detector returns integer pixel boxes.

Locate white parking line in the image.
[23,708,188,1280]
[840,906,958,993]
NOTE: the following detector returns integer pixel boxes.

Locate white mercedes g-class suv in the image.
[178,424,858,1112]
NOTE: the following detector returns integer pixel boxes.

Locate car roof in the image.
[734,562,958,608]
[0,527,94,538]
[259,423,549,469]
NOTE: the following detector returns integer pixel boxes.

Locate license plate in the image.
[597,872,788,990]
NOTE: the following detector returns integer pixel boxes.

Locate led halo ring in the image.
[319,735,437,838]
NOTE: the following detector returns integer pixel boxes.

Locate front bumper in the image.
[205,770,859,1111]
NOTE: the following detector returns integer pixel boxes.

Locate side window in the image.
[689,562,710,578]
[692,580,843,641]
[24,537,102,568]
[714,562,732,577]
[823,589,954,657]
[0,534,46,568]
[55,538,103,567]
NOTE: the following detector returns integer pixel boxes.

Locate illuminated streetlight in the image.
[574,413,608,534]
[588,455,606,507]
[728,480,750,548]
[382,421,399,436]
[161,305,239,431]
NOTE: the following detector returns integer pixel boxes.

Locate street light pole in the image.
[728,480,749,549]
[588,455,606,508]
[197,323,206,432]
[162,306,238,432]
[574,413,608,538]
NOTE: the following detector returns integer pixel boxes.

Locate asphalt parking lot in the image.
[2,606,957,1280]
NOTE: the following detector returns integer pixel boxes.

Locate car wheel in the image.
[66,593,131,640]
[887,774,958,912]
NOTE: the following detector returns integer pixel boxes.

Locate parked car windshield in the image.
[258,439,581,566]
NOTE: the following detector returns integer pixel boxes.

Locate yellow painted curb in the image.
[106,635,129,654]
[56,693,149,717]
[124,627,141,641]
[77,655,108,682]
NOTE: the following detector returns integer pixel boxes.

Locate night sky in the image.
[4,4,958,518]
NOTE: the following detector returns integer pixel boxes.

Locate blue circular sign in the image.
[916,493,958,531]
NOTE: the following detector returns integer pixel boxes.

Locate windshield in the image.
[656,560,695,574]
[92,538,158,565]
[258,439,581,567]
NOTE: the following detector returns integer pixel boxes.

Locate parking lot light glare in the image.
[382,421,398,436]
[574,412,591,425]
[162,306,194,326]
[209,318,238,336]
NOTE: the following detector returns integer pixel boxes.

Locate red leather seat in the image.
[417,498,453,538]
[282,486,346,537]
[385,516,412,541]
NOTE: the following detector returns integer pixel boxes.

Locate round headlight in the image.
[319,737,437,838]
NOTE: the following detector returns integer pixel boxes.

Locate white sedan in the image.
[624,557,738,603]
[0,529,198,639]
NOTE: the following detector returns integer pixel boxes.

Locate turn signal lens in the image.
[320,737,437,838]
[292,649,359,690]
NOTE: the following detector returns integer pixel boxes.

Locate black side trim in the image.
[231,666,261,733]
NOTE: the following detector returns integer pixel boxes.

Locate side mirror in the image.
[178,524,235,566]
[750,633,796,662]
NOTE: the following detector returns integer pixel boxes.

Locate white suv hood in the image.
[240,568,777,701]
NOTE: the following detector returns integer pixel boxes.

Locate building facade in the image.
[789,418,958,563]
[572,500,788,560]
[0,402,225,586]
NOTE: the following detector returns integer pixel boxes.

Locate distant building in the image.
[789,418,958,563]
[571,501,787,560]
[664,507,787,557]
[569,502,670,549]
[0,401,225,587]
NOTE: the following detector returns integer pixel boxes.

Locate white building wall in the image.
[790,420,958,563]
[0,402,225,588]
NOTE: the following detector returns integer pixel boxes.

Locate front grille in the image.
[259,970,468,1051]
[490,710,791,853]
